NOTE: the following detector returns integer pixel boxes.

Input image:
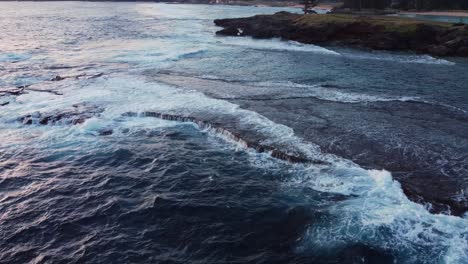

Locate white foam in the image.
[246,80,421,103]
[79,117,111,134]
[305,86,419,103]
[218,37,340,55]
[246,80,468,114]
[112,47,208,65]
[344,51,455,65]
[1,72,466,263]
[292,167,468,263]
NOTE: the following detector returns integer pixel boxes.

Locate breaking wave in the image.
[218,37,340,55]
[2,72,467,263]
[244,80,468,114]
[343,51,455,65]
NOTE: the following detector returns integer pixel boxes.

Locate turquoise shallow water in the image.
[0,2,467,263]
[396,13,468,24]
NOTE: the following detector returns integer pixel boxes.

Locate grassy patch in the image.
[293,14,452,33]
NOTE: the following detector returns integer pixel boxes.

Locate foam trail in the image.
[218,37,340,55]
[245,80,420,103]
[344,52,455,65]
[243,80,468,114]
[113,48,208,65]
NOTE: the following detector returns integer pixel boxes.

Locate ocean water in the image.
[395,13,468,25]
[0,2,468,263]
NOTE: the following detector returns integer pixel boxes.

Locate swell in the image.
[156,73,468,115]
[122,111,326,165]
[245,81,468,113]
[168,49,207,61]
[228,95,468,117]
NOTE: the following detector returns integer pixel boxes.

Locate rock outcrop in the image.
[0,88,25,97]
[20,103,104,126]
[123,111,328,165]
[214,12,468,57]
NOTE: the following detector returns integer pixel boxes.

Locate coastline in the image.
[214,12,468,57]
[0,0,332,9]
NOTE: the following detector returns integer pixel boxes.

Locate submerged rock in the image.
[123,111,327,165]
[50,72,104,82]
[98,128,113,136]
[0,87,25,97]
[214,12,468,57]
[20,103,104,126]
[50,75,66,81]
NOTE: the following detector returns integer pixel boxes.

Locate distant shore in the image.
[215,12,468,57]
[2,0,468,18]
[0,0,333,9]
[2,0,468,16]
[401,11,468,18]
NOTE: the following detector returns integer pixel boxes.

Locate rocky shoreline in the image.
[214,12,468,57]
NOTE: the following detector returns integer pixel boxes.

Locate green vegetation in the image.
[294,13,452,33]
[396,0,468,10]
[343,0,468,10]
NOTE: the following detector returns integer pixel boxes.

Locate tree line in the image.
[343,0,468,10]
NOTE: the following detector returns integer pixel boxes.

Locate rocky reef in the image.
[20,103,104,126]
[123,111,327,165]
[214,12,468,57]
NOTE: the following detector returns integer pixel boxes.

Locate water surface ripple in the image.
[0,2,467,263]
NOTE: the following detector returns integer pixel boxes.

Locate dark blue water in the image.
[0,123,315,263]
[0,2,467,263]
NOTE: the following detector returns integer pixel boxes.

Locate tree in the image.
[395,0,468,10]
[302,0,318,14]
[343,0,393,10]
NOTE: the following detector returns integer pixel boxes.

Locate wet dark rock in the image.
[444,37,464,49]
[457,46,468,56]
[50,75,66,81]
[214,12,468,57]
[0,87,25,97]
[98,128,113,136]
[25,87,63,95]
[20,103,104,126]
[367,33,401,50]
[7,84,63,96]
[427,45,451,56]
[50,72,104,82]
